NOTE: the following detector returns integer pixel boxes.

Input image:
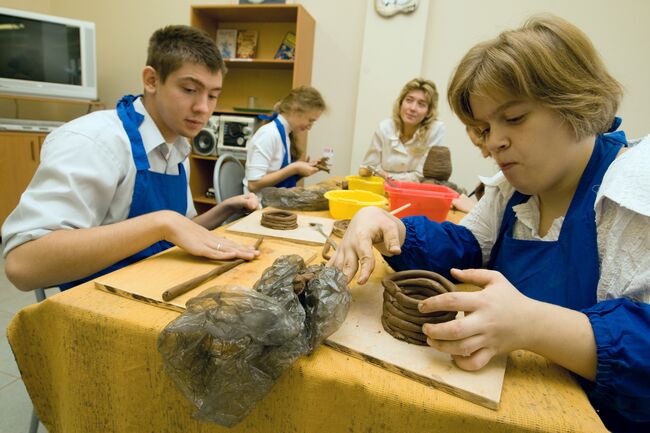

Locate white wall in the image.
[0,0,50,13]
[348,0,430,177]
[287,0,367,184]
[422,0,650,189]
[2,0,649,191]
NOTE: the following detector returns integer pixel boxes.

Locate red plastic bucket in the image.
[384,181,459,222]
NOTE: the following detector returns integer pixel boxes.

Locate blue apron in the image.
[59,94,188,290]
[259,112,299,188]
[487,120,627,310]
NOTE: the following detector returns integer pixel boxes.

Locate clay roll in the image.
[260,210,298,230]
[381,270,457,345]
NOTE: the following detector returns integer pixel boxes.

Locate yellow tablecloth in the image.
[7,211,607,433]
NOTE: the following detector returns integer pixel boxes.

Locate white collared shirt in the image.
[460,135,650,303]
[360,118,446,182]
[243,113,292,193]
[1,97,196,256]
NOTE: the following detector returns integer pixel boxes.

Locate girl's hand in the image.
[291,160,319,177]
[222,193,259,212]
[420,268,536,371]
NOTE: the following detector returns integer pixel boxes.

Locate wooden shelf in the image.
[225,58,294,69]
[189,3,315,214]
[191,5,300,23]
[193,195,217,205]
[190,154,217,161]
[214,108,272,116]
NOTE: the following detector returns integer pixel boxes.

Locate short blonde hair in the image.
[392,78,439,143]
[448,15,623,139]
[275,85,327,114]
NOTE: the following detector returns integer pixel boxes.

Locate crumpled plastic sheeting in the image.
[260,183,338,211]
[157,255,351,427]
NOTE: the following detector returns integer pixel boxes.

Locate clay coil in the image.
[260,210,298,230]
[381,270,457,346]
[381,316,428,345]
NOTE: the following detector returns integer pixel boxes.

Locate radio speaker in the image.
[192,115,219,156]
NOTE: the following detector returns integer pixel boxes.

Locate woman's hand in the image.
[358,166,372,177]
[420,268,537,371]
[451,194,478,213]
[327,206,406,284]
[158,210,260,261]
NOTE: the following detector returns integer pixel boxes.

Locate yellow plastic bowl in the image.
[345,175,385,196]
[324,189,389,219]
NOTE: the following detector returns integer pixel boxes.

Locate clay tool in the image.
[369,166,397,187]
[309,222,337,251]
[161,237,264,301]
[390,203,412,216]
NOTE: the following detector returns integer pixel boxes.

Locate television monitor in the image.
[0,7,97,101]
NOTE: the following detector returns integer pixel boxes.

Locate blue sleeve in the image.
[581,298,650,426]
[384,216,483,281]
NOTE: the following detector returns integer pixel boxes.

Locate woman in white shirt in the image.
[359,78,445,182]
[244,86,326,193]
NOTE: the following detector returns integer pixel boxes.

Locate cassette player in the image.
[217,115,258,158]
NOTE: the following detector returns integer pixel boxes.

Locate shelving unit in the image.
[189,4,315,214]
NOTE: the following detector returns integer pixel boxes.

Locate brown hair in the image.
[272,86,326,161]
[274,85,327,114]
[448,15,623,139]
[392,78,439,143]
[147,25,226,82]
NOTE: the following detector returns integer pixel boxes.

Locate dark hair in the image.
[448,15,623,139]
[147,25,226,82]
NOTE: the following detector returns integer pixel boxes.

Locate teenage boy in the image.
[2,25,259,292]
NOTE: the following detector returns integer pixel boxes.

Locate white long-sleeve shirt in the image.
[360,118,445,182]
[1,98,195,257]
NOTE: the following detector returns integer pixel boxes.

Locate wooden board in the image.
[325,280,507,410]
[226,209,335,245]
[95,233,318,312]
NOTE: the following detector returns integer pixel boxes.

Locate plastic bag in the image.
[260,178,341,211]
[157,255,351,427]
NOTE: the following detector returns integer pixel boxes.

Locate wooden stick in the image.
[162,237,264,302]
[390,202,412,216]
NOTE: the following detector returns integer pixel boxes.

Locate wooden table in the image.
[6,210,607,433]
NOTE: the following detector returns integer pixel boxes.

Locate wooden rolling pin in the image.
[162,237,264,301]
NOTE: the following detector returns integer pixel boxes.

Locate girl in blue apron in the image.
[329,16,650,432]
[244,86,326,193]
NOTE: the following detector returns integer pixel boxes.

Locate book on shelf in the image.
[236,30,258,59]
[274,32,296,60]
[216,29,237,59]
